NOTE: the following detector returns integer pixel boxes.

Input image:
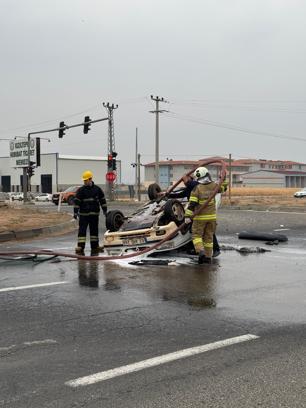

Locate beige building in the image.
[144,157,306,188]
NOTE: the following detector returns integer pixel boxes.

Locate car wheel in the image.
[163,199,185,225]
[105,210,125,232]
[148,183,161,200]
[67,196,75,205]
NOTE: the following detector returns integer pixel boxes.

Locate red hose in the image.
[0,159,227,261]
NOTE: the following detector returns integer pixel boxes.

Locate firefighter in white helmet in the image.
[184,166,227,264]
[74,170,107,256]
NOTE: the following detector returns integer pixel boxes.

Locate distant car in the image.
[9,192,24,201]
[294,188,306,198]
[52,186,81,205]
[35,193,53,202]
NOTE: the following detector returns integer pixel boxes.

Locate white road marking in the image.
[23,339,58,346]
[66,334,259,388]
[0,345,16,352]
[0,281,68,293]
[273,228,290,231]
[0,339,58,353]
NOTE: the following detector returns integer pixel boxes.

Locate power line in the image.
[0,96,148,135]
[164,111,306,143]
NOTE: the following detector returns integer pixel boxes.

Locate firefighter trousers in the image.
[77,215,100,249]
[192,220,216,258]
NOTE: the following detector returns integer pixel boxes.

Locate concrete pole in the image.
[137,153,141,202]
[228,153,232,203]
[155,99,159,185]
[135,127,138,194]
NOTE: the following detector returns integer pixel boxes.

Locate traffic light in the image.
[83,116,91,134]
[112,151,117,171]
[27,161,35,178]
[58,121,66,138]
[27,166,34,177]
[107,154,113,169]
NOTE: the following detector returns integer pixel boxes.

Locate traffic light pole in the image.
[22,117,108,202]
[103,102,118,201]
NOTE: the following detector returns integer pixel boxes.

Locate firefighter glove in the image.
[222,180,229,192]
[184,217,192,225]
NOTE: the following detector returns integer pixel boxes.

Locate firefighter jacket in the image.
[74,182,107,216]
[185,181,225,221]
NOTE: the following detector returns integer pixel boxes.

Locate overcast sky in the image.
[1,0,306,183]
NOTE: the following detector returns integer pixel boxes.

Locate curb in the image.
[0,217,77,243]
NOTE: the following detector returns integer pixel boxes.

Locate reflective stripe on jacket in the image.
[185,181,221,220]
[74,182,107,216]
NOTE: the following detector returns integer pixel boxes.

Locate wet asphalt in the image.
[0,204,306,407]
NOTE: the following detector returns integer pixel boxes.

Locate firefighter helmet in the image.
[82,170,93,181]
[193,166,209,180]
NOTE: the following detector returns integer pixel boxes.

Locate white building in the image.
[0,153,121,193]
[241,170,306,188]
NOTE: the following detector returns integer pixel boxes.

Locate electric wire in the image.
[164,111,306,143]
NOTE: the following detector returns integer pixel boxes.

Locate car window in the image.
[64,186,80,193]
[64,186,75,192]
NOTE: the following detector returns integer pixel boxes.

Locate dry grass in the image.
[222,188,306,208]
[0,205,71,232]
[228,188,297,197]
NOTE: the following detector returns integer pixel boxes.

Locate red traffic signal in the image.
[106,171,116,182]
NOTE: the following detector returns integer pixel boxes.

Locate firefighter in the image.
[184,167,227,264]
[166,174,221,257]
[74,170,107,256]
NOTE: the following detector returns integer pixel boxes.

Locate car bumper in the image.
[103,222,191,256]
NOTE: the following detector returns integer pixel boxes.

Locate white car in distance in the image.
[294,188,306,198]
[35,193,53,202]
[9,192,24,201]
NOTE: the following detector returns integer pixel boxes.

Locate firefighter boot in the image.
[198,250,212,265]
[75,246,85,256]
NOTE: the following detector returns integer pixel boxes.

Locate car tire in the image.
[67,196,75,206]
[163,199,185,225]
[105,210,125,232]
[238,231,288,242]
[148,183,162,200]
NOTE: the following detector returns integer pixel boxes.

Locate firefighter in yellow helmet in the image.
[74,170,107,256]
[184,167,227,264]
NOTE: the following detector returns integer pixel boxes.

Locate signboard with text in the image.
[9,138,38,168]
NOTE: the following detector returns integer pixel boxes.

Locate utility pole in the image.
[150,95,168,185]
[135,127,138,193]
[137,153,141,202]
[103,102,118,201]
[228,153,232,203]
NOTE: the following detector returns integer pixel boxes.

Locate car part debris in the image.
[129,259,175,266]
[238,231,288,242]
[220,244,271,253]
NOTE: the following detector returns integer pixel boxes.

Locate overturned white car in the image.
[103,185,191,256]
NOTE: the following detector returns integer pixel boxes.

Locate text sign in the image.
[9,138,37,168]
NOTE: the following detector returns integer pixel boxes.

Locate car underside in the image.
[103,188,192,256]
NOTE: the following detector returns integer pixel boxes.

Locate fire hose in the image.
[0,159,226,261]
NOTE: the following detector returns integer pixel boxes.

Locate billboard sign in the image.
[9,138,38,168]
